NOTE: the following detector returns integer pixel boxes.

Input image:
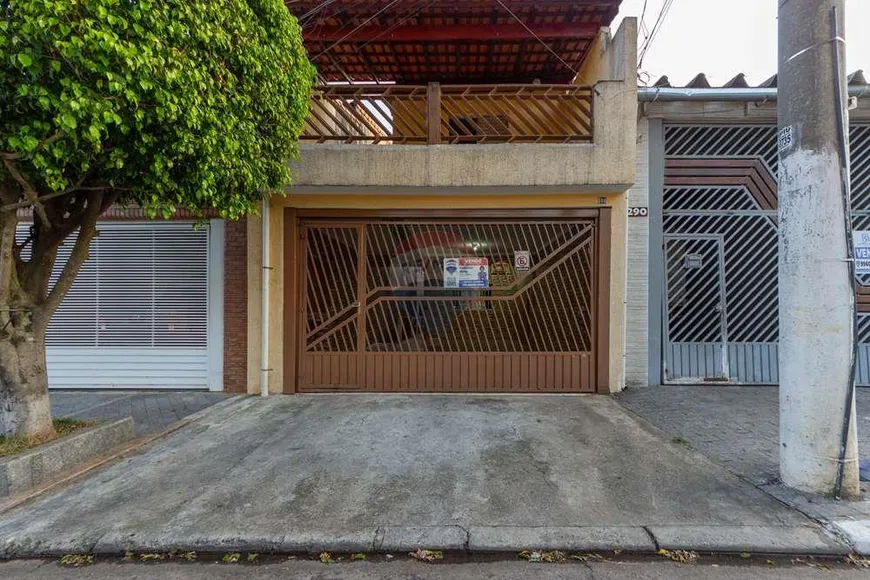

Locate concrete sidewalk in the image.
[50,391,229,436]
[615,386,870,485]
[0,395,848,557]
[616,386,870,554]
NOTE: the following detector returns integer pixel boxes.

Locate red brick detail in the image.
[223,219,248,393]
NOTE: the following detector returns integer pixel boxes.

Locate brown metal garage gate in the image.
[284,209,611,393]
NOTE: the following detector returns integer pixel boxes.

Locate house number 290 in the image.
[628,207,649,217]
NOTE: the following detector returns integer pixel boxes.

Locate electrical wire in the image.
[639,0,675,70]
[639,0,673,67]
[309,0,416,83]
[313,0,402,61]
[342,0,433,84]
[492,0,579,77]
[356,0,434,51]
[298,0,340,25]
[303,0,369,31]
[636,0,650,81]
[831,3,857,501]
[639,0,650,39]
[648,0,675,51]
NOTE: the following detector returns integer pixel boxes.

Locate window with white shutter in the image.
[37,222,210,348]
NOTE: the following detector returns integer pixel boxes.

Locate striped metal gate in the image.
[662,123,870,384]
[296,213,607,392]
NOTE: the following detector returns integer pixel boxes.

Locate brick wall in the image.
[223,219,248,393]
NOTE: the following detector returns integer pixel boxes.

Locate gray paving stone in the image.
[49,391,229,436]
[615,387,870,484]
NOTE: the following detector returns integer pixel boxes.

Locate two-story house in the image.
[241,0,639,395]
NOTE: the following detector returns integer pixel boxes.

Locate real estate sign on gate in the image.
[444,257,489,288]
[854,231,870,275]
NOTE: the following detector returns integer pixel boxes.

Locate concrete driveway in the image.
[0,395,847,556]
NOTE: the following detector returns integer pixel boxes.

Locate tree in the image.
[0,0,315,437]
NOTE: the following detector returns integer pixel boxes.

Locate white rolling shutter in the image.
[19,222,213,389]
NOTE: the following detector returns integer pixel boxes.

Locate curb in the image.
[646,525,849,556]
[466,526,656,553]
[1,417,134,498]
[0,524,853,559]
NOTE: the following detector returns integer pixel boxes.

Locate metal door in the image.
[296,217,603,393]
[664,235,729,383]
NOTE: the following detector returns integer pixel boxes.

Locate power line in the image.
[639,0,670,58]
[298,0,339,25]
[303,0,369,31]
[347,0,433,83]
[638,0,650,38]
[493,0,578,76]
[638,0,675,70]
[356,0,434,51]
[642,0,675,60]
[312,0,402,60]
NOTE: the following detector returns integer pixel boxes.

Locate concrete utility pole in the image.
[778,0,859,497]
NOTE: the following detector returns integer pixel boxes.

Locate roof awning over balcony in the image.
[287,0,623,84]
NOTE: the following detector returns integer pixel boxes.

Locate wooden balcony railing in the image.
[302,83,594,145]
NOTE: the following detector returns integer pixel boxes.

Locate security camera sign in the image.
[854,231,870,275]
[444,257,489,288]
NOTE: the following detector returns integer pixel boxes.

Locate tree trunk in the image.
[0,183,106,439]
[0,329,52,438]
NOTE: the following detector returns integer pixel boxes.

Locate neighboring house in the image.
[626,71,870,388]
[29,209,228,391]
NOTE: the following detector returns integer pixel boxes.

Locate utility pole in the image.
[778,0,859,497]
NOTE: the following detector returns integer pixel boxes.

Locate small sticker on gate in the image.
[684,254,703,269]
[514,250,531,272]
[853,231,870,275]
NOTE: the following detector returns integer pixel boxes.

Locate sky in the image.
[612,0,870,87]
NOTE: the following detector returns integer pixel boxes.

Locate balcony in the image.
[302,83,595,145]
[288,15,637,190]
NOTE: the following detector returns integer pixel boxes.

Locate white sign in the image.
[514,250,531,272]
[854,231,870,274]
[778,125,794,152]
[684,253,703,270]
[444,257,489,288]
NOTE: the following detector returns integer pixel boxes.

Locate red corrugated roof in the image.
[288,0,622,84]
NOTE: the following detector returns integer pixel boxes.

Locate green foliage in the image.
[0,417,96,456]
[1,0,315,218]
